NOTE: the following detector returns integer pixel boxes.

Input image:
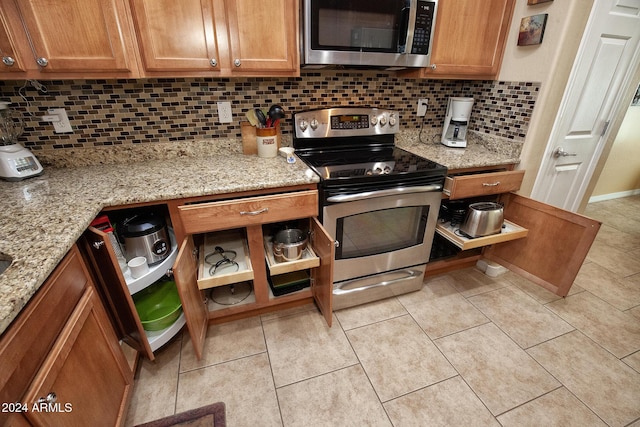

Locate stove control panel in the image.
[294,107,399,138]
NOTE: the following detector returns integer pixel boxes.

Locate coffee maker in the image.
[441,97,474,148]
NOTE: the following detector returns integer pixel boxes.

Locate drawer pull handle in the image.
[240,207,268,216]
[482,181,501,187]
[38,392,57,404]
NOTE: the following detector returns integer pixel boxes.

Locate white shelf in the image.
[146,311,186,352]
[126,228,178,295]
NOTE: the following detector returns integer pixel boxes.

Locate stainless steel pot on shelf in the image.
[272,228,308,262]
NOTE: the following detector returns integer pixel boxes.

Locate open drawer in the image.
[197,230,254,290]
[436,219,528,250]
[444,170,525,199]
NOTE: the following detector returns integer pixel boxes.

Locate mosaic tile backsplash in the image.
[0,72,539,151]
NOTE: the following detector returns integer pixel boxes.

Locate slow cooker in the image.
[121,214,171,265]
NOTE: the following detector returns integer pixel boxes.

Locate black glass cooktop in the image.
[296,146,447,181]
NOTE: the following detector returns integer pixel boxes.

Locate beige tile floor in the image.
[125,195,640,427]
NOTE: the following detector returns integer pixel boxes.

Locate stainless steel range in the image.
[293,107,447,309]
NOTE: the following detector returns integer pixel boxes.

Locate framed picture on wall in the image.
[518,14,549,46]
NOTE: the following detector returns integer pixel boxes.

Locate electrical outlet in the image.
[417,98,429,117]
[217,101,233,123]
[46,108,73,133]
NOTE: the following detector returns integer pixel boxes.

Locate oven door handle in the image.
[326,184,442,203]
[333,269,421,296]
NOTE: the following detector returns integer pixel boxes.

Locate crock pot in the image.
[122,214,171,265]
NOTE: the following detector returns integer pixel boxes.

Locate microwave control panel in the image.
[411,1,436,55]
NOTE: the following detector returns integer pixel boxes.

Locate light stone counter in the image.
[0,131,520,335]
[396,128,522,170]
[0,141,318,335]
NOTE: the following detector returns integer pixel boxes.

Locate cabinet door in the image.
[13,0,136,73]
[0,6,25,74]
[82,227,155,361]
[484,193,601,296]
[23,288,132,427]
[224,0,298,74]
[130,0,220,72]
[425,0,515,79]
[173,235,208,360]
[310,218,334,327]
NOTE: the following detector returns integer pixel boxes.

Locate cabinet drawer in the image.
[178,190,319,234]
[0,246,88,422]
[436,219,528,250]
[444,170,525,199]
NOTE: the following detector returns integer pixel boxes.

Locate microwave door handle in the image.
[326,184,442,203]
[399,0,418,54]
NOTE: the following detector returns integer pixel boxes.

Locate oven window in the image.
[336,205,429,259]
[311,0,406,52]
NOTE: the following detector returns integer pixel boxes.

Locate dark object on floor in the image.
[135,402,226,427]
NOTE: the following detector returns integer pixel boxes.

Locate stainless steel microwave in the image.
[302,0,438,69]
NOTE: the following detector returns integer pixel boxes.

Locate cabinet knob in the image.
[428,64,437,70]
[38,392,57,404]
[2,56,15,66]
[234,59,241,67]
[36,57,49,67]
[209,58,217,67]
[92,241,105,250]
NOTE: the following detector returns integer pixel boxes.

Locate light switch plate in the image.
[47,108,73,133]
[217,102,233,123]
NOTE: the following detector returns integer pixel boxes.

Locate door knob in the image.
[553,147,577,158]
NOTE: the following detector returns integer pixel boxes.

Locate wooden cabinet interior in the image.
[171,188,333,360]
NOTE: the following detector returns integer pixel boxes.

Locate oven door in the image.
[323,187,442,284]
[303,0,437,68]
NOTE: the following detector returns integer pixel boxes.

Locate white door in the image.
[531,0,640,211]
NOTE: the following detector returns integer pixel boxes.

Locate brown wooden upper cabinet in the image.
[405,0,515,80]
[129,0,299,77]
[0,0,140,79]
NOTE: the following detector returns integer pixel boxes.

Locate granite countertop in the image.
[0,131,520,335]
[0,141,318,335]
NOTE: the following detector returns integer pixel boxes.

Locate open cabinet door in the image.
[310,218,334,327]
[81,227,155,360]
[484,193,601,296]
[173,236,208,360]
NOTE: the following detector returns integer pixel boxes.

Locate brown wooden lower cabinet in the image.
[0,245,133,427]
[430,167,602,297]
[171,189,334,360]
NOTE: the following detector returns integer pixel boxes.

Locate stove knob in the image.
[389,114,397,127]
[299,119,308,132]
[383,165,392,174]
[310,119,319,130]
[379,115,387,126]
[366,169,373,175]
[370,116,378,126]
[374,166,383,174]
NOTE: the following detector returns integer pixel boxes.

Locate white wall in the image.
[591,105,640,198]
[498,0,593,196]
